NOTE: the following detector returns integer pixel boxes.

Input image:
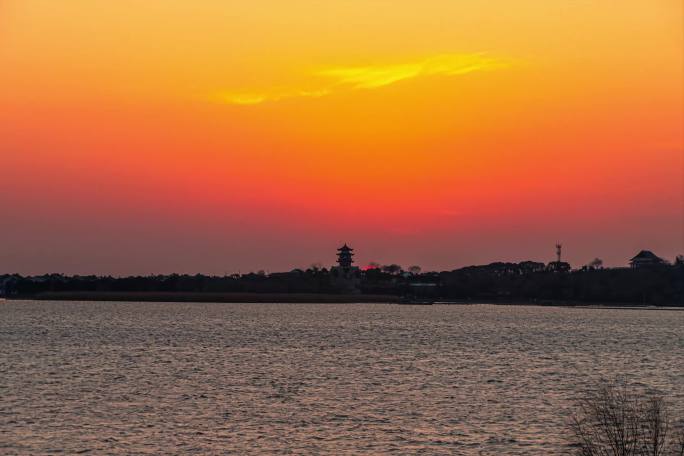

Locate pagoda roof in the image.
[337,244,354,251]
[630,250,663,262]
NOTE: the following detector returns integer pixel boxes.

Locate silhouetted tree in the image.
[588,258,603,270]
[381,264,402,275]
[2,258,682,305]
[569,381,684,456]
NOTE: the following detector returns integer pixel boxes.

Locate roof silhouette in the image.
[630,250,663,261]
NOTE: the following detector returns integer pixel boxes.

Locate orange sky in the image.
[1,1,682,274]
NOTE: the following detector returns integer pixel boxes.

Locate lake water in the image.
[1,301,682,455]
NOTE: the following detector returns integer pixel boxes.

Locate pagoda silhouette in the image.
[337,244,354,270]
[331,243,360,293]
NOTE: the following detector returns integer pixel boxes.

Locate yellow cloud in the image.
[320,53,505,89]
[319,63,423,90]
[216,88,330,105]
[216,53,509,105]
[226,94,269,105]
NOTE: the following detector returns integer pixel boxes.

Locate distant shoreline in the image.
[3,292,682,308]
[5,291,400,304]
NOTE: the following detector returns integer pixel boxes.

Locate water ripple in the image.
[1,302,682,455]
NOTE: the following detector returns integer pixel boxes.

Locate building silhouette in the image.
[337,244,354,270]
[547,242,571,272]
[331,243,360,293]
[629,250,666,268]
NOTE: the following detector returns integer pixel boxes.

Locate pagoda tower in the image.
[337,244,354,270]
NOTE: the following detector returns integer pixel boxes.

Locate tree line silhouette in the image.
[2,260,682,305]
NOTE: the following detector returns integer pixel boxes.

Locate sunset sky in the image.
[1,1,682,275]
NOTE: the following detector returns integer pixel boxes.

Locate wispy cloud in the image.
[223,89,331,106]
[216,53,509,105]
[319,53,505,89]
